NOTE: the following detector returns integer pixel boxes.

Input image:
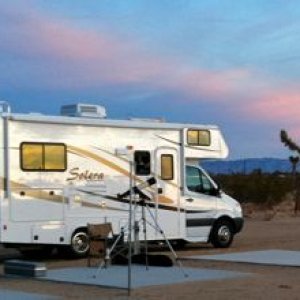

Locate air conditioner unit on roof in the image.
[60,103,107,119]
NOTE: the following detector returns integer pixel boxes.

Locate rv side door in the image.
[154,147,180,239]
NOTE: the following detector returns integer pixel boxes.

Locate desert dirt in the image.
[1,203,300,300]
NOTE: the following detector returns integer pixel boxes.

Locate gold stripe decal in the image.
[158,195,174,204]
[0,177,65,203]
[81,201,127,212]
[68,145,174,204]
[68,145,142,182]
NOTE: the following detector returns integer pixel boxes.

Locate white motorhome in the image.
[0,103,243,256]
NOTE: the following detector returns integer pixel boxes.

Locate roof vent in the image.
[60,103,107,118]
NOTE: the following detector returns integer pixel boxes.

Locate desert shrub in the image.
[213,172,295,205]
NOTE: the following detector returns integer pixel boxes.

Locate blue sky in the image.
[1,0,300,159]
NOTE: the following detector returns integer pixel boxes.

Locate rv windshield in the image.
[186,165,218,195]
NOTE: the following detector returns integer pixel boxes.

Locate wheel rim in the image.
[72,232,89,254]
[217,225,231,243]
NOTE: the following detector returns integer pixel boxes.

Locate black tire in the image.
[210,220,234,248]
[68,229,90,258]
[170,239,187,250]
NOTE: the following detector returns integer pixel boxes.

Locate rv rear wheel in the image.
[210,220,234,248]
[170,239,186,250]
[69,230,90,257]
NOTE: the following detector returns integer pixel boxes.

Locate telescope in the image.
[117,177,156,200]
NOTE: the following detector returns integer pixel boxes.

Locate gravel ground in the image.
[0,216,300,299]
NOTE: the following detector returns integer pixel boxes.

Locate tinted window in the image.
[186,166,201,192]
[186,166,214,194]
[134,151,151,175]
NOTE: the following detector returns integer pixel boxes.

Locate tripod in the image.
[92,225,127,278]
[138,198,188,277]
[93,158,188,295]
[93,196,188,278]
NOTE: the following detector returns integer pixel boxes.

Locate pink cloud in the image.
[168,68,251,99]
[289,128,300,140]
[243,89,300,140]
[1,3,299,138]
[249,89,300,120]
[0,5,120,61]
[0,5,249,95]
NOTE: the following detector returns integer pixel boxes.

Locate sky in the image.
[1,0,300,159]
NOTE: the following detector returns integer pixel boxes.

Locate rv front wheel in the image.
[70,230,90,257]
[210,220,234,248]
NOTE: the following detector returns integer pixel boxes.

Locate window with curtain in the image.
[161,154,174,180]
[187,130,210,146]
[21,142,66,171]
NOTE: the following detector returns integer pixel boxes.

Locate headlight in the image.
[235,203,242,214]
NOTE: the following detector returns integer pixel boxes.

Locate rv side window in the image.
[21,142,67,171]
[161,154,174,180]
[134,151,151,176]
[187,130,210,146]
[21,144,43,170]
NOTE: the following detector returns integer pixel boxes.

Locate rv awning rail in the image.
[7,114,218,131]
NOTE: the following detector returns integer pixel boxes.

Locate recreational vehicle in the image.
[0,103,243,256]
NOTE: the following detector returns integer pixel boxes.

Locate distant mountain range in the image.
[201,158,299,174]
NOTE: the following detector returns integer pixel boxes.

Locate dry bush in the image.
[213,172,299,220]
[214,172,294,205]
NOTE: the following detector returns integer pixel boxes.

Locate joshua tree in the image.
[280,130,300,153]
[280,130,300,212]
[289,156,299,174]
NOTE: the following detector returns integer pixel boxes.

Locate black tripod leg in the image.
[141,204,149,270]
[93,227,127,278]
[145,205,188,277]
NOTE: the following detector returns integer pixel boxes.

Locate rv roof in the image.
[4,113,219,131]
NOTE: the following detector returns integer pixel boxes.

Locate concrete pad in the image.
[41,265,247,289]
[183,250,300,267]
[0,289,58,300]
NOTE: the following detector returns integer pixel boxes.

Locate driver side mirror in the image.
[210,185,221,197]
